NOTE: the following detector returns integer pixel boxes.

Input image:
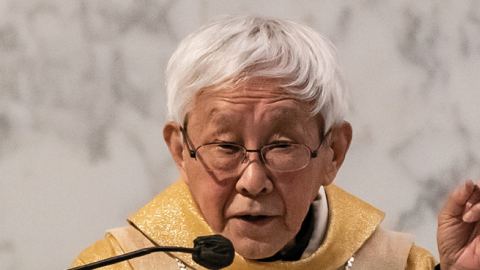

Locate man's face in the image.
[170,78,340,259]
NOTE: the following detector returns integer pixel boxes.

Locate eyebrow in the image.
[270,108,298,123]
[202,108,242,133]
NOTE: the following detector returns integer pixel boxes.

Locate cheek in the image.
[281,185,315,228]
[183,163,236,232]
[303,155,332,188]
[277,170,324,227]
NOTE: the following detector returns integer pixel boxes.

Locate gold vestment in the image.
[71,181,437,269]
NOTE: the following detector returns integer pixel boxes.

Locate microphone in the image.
[67,235,235,270]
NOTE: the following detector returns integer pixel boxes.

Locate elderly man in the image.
[71,15,480,270]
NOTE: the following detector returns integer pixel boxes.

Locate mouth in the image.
[239,215,267,221]
[236,215,274,225]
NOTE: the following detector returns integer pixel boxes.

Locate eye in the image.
[269,141,295,148]
[218,143,238,150]
[213,143,242,155]
[267,143,296,154]
[272,143,293,148]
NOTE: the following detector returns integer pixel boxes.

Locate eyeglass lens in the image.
[196,143,312,172]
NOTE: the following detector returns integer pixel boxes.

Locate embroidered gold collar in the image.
[128,180,385,270]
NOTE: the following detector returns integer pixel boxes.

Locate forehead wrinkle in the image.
[219,87,298,103]
[212,78,296,101]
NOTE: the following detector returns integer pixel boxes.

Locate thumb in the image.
[440,180,476,221]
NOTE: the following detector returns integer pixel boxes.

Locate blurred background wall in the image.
[1,0,480,269]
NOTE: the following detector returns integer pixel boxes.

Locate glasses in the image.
[181,127,330,173]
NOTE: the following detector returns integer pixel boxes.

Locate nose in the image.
[235,153,273,197]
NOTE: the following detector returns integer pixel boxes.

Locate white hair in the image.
[166,15,348,132]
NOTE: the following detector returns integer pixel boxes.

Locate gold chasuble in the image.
[71,181,437,270]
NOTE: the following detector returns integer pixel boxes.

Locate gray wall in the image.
[1,1,480,269]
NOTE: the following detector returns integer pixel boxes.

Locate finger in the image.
[463,200,480,223]
[443,180,476,216]
[466,183,480,212]
[453,180,475,206]
[463,183,480,222]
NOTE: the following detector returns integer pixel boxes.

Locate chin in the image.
[233,237,286,260]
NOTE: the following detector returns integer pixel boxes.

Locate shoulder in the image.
[405,244,438,270]
[71,226,188,270]
[352,226,437,270]
[351,226,413,269]
[70,233,132,269]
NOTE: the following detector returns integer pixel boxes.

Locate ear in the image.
[324,121,353,185]
[163,121,189,183]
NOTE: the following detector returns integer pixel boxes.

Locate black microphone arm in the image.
[67,235,235,270]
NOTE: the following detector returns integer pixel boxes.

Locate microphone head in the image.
[192,235,235,269]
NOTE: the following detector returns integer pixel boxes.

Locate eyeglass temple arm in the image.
[180,126,197,158]
[311,129,332,159]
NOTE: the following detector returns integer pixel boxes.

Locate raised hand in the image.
[437,180,480,270]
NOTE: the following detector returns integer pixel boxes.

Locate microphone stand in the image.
[68,246,199,270]
[67,234,235,270]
